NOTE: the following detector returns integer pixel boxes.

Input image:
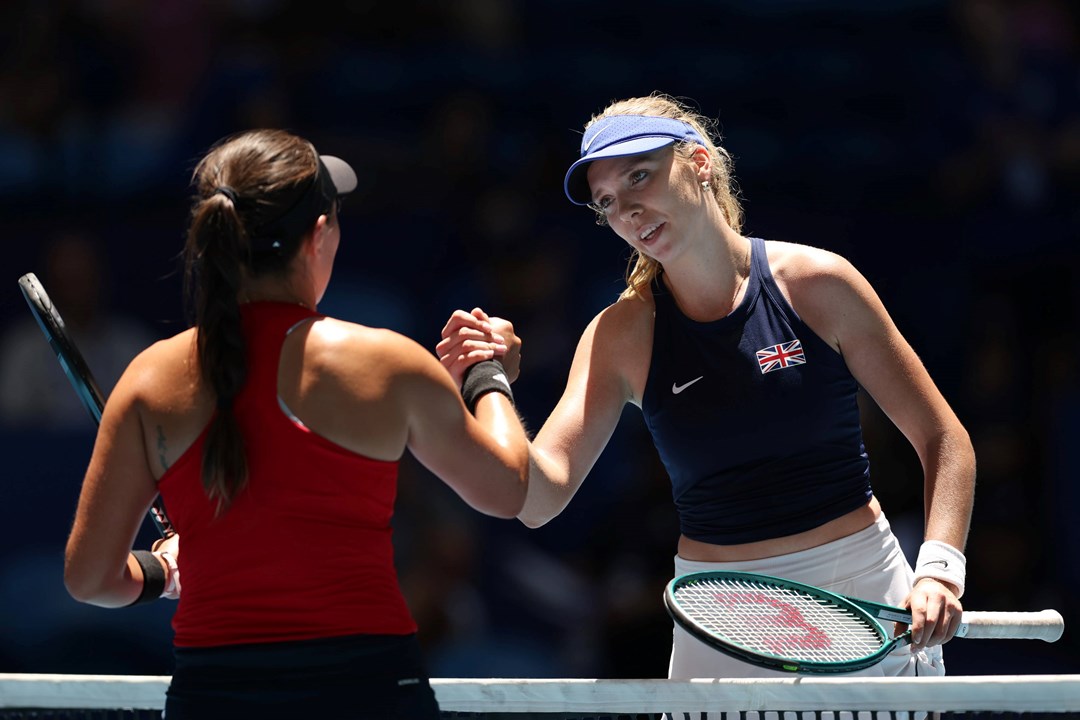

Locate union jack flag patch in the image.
[756,339,806,374]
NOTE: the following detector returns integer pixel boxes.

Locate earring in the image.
[702,180,711,192]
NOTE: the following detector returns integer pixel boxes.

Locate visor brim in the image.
[563,137,677,206]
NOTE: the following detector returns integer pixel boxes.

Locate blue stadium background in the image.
[0,0,1077,678]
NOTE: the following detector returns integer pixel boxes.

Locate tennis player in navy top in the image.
[438,93,976,678]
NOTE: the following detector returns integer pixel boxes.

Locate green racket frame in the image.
[665,570,905,673]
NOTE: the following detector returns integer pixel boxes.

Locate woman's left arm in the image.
[785,245,975,651]
[64,354,167,608]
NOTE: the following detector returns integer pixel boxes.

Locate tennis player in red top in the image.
[62,129,527,719]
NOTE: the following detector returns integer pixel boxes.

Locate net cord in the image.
[1,674,1079,714]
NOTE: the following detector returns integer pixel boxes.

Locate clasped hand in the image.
[437,307,521,389]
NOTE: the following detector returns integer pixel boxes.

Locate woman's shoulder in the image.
[115,328,201,410]
[761,240,876,344]
[576,292,655,371]
[126,328,197,379]
[593,289,655,336]
[762,239,857,287]
[310,317,423,353]
[763,238,845,268]
[307,317,437,376]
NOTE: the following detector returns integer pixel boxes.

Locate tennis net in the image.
[1,673,1079,719]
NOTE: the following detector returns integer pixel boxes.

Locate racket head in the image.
[664,570,898,673]
[17,272,106,423]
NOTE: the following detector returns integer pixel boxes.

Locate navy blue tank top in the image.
[641,237,872,544]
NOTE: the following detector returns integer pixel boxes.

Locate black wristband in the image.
[129,550,166,606]
[461,358,514,414]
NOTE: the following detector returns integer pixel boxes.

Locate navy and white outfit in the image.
[642,236,943,678]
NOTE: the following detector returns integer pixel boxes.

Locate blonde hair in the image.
[581,93,743,300]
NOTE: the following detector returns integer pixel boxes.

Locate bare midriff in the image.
[677,496,882,562]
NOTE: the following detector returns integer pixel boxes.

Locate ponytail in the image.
[184,191,249,514]
[183,129,326,514]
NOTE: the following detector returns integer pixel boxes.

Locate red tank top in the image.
[157,302,416,647]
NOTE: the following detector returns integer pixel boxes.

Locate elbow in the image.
[946,416,973,451]
[497,442,531,519]
[482,500,524,521]
[472,458,528,520]
[493,466,530,520]
[517,512,550,529]
[514,482,558,528]
[927,420,975,463]
[64,546,125,606]
[490,504,524,521]
[513,447,572,529]
[64,563,103,605]
[950,423,977,473]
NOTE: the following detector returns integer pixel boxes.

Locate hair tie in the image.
[214,186,239,204]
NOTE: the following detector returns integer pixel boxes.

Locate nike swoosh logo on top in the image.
[671,376,704,394]
[921,560,949,569]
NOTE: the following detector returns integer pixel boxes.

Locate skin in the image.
[65,207,530,609]
[438,142,976,652]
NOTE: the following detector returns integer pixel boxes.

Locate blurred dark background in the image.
[0,0,1077,680]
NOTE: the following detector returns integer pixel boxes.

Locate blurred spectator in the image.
[937,0,1079,221]
[0,233,157,428]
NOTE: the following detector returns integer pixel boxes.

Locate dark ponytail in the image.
[185,191,249,514]
[183,130,321,513]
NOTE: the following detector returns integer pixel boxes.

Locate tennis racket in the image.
[664,570,1064,674]
[17,272,176,538]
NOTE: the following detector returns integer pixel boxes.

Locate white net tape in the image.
[1,674,1078,716]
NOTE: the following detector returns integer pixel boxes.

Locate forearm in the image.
[920,423,976,549]
[516,388,623,528]
[64,551,171,609]
[473,393,530,512]
[911,423,975,598]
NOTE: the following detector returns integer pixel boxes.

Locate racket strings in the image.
[674,577,884,663]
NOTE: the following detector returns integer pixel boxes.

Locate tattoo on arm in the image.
[156,425,169,471]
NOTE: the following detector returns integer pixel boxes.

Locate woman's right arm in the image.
[439,302,645,528]
[517,307,636,527]
[399,337,530,519]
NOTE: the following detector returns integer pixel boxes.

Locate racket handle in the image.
[150,501,177,539]
[958,609,1064,642]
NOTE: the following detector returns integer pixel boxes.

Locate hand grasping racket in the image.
[665,570,1063,674]
[17,272,176,538]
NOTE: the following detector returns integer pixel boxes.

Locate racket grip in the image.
[150,502,177,539]
[958,610,1064,642]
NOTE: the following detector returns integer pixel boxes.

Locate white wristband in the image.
[157,551,181,600]
[913,540,966,598]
